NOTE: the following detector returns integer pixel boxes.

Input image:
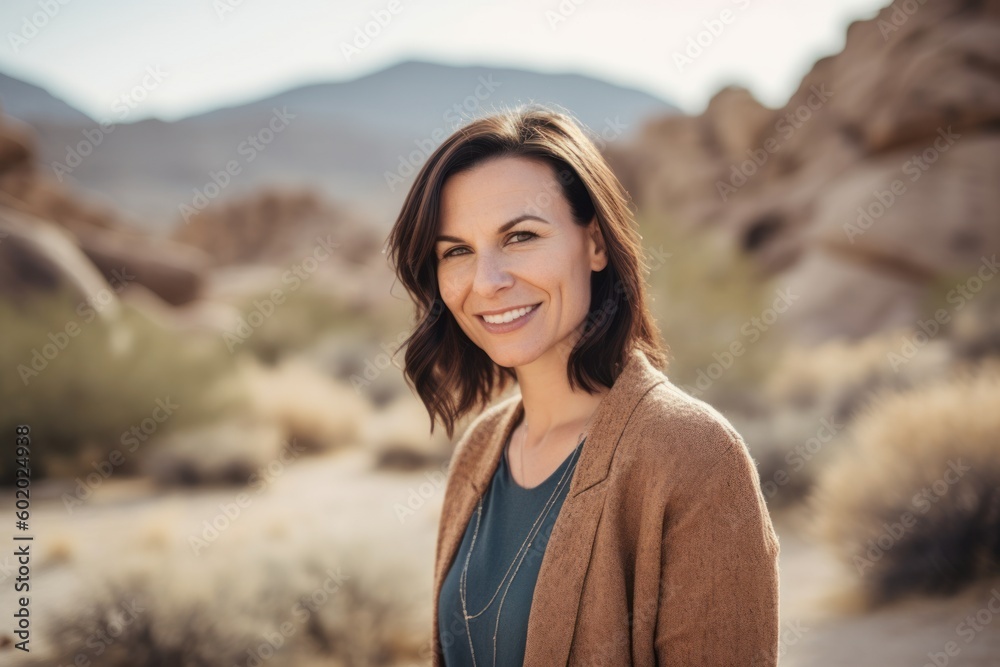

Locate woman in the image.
[385,105,780,666]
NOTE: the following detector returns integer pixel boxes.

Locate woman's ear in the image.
[588,216,608,272]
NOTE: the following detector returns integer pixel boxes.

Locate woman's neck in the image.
[513,353,610,451]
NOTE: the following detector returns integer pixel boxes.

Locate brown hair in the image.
[385,103,668,439]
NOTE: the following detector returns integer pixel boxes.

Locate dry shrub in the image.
[731,407,838,508]
[763,328,954,422]
[44,533,424,667]
[132,356,374,488]
[640,216,788,411]
[362,396,454,470]
[304,332,415,409]
[47,575,254,667]
[742,328,956,507]
[809,363,1000,608]
[219,275,361,364]
[948,273,1000,361]
[140,415,287,487]
[0,290,250,483]
[245,356,371,453]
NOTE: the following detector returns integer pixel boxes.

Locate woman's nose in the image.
[471,251,514,297]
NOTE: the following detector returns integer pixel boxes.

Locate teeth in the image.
[483,304,536,324]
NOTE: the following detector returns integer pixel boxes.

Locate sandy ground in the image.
[772,506,1000,667]
[2,448,443,665]
[4,451,998,666]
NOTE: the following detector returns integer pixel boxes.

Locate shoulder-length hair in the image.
[385,103,668,439]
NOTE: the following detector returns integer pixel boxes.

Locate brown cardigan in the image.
[430,346,781,666]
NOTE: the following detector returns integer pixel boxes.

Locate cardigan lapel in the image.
[433,347,665,665]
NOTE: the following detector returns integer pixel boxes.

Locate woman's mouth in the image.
[478,303,541,334]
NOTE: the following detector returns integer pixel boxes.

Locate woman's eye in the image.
[441,232,536,259]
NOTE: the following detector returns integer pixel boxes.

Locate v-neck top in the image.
[432,347,782,667]
[437,435,585,666]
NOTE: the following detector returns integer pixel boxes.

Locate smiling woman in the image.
[385,106,660,441]
[384,104,780,666]
[435,156,608,364]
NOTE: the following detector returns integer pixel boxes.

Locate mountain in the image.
[0,72,94,124]
[0,60,677,230]
[185,59,676,140]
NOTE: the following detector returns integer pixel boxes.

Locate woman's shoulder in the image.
[625,377,751,485]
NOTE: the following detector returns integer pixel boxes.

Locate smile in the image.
[477,302,541,334]
[481,304,538,324]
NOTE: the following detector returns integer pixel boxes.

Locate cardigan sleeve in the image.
[654,435,781,667]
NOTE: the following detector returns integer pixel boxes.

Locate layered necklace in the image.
[457,412,595,667]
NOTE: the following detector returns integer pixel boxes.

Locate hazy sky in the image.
[0,0,888,121]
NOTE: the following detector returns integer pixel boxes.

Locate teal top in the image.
[438,435,584,666]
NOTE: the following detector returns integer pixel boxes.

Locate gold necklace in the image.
[458,411,596,667]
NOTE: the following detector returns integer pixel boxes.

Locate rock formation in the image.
[609,0,1000,342]
[0,108,208,306]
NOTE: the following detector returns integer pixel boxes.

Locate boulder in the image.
[619,0,1000,343]
[0,207,120,318]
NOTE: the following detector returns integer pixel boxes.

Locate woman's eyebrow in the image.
[435,214,550,244]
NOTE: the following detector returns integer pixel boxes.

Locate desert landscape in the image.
[1,0,999,664]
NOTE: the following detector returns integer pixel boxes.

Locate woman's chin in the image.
[485,346,543,370]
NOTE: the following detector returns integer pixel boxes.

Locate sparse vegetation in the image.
[638,213,791,411]
[809,365,1000,607]
[0,288,249,482]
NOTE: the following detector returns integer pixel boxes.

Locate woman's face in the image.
[435,156,607,369]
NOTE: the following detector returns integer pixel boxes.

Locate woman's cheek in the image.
[437,265,465,306]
